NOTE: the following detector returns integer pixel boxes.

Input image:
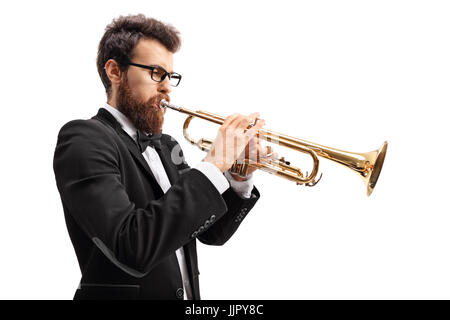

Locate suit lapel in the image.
[119,131,163,190]
[93,108,161,191]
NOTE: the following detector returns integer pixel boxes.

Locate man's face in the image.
[115,38,174,133]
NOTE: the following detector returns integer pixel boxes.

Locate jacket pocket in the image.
[74,283,140,300]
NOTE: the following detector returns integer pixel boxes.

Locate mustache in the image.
[146,93,170,107]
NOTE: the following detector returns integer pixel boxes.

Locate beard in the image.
[116,77,168,134]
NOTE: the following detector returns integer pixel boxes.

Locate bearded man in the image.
[53,14,268,300]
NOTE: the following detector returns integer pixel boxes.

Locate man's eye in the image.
[152,68,164,76]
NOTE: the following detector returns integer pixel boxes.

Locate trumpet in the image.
[160,99,387,196]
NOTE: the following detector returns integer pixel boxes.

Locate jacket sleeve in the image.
[197,186,260,246]
[164,135,261,247]
[53,120,228,277]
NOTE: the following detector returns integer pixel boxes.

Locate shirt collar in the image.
[103,103,137,141]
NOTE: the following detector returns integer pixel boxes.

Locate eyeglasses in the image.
[127,62,182,87]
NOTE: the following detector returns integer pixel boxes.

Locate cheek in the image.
[127,71,158,101]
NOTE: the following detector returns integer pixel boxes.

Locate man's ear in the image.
[104,59,123,86]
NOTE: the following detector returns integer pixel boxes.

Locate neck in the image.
[107,91,118,109]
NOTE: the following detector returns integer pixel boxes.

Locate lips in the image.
[148,96,169,110]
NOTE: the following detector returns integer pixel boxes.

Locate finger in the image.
[221,113,240,130]
[242,139,266,165]
[246,136,260,159]
[234,115,251,131]
[248,112,260,122]
[246,137,261,153]
[251,143,268,163]
[245,118,265,140]
[234,112,260,132]
[237,133,257,156]
[259,145,272,158]
[247,118,265,136]
[246,112,260,129]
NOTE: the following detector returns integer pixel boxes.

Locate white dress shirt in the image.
[103,103,254,299]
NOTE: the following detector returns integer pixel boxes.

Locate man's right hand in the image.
[203,112,265,172]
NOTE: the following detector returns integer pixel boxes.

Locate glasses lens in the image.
[169,74,182,87]
[151,67,165,82]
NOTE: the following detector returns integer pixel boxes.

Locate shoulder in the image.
[57,117,117,144]
[54,116,121,161]
[54,116,120,169]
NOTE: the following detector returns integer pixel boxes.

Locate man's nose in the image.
[158,77,172,95]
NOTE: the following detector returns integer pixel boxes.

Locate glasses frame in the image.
[127,62,182,87]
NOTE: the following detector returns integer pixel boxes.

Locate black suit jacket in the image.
[53,108,260,300]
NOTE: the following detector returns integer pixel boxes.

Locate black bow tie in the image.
[136,130,162,152]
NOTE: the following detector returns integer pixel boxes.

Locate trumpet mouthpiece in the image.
[159,99,180,111]
[159,99,169,109]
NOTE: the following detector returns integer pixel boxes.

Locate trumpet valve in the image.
[279,157,291,165]
[230,161,250,177]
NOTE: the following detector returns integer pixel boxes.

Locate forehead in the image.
[132,38,174,72]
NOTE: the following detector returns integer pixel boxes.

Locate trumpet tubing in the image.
[160,99,387,196]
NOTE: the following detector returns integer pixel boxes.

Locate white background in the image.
[0,0,449,299]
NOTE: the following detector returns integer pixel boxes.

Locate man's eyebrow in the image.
[147,62,173,73]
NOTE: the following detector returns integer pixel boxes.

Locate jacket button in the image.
[210,215,216,222]
[198,226,205,234]
[191,231,198,239]
[204,220,210,228]
[176,288,184,299]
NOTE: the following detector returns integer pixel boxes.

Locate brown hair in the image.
[97,14,181,96]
